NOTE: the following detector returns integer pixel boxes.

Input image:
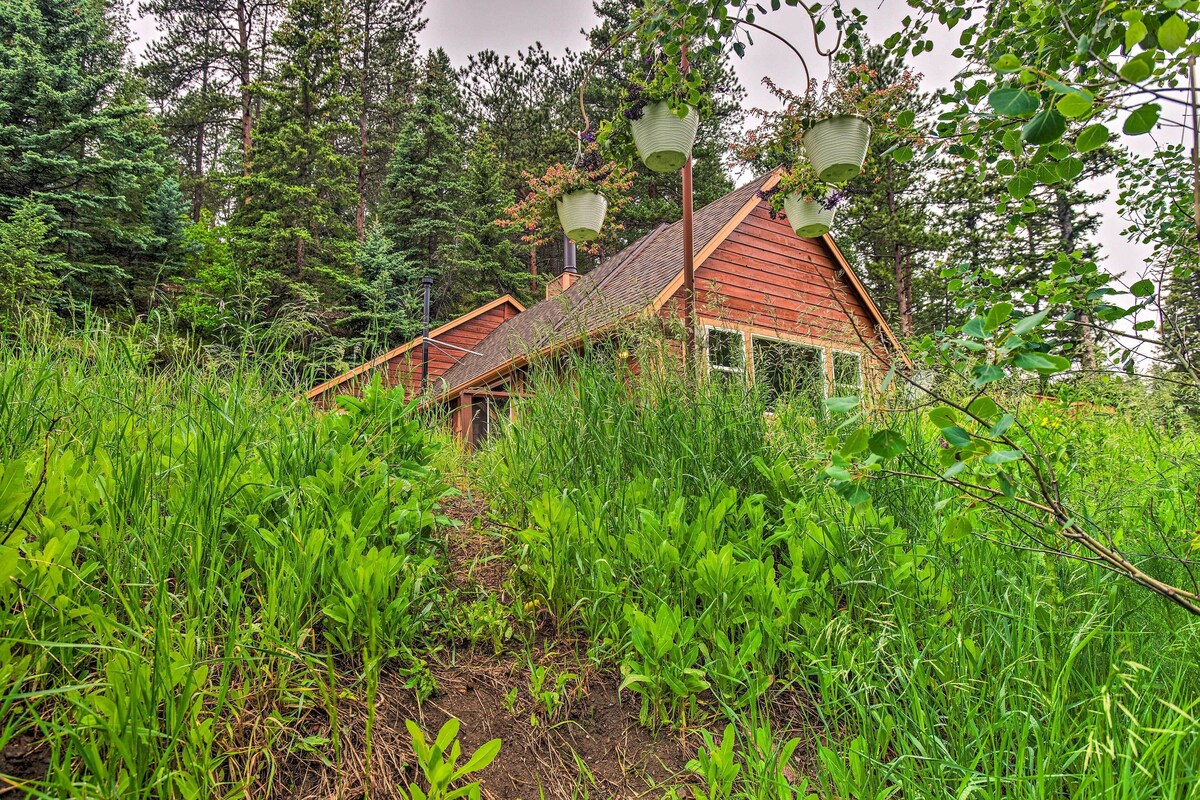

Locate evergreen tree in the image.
[837,46,942,338]
[353,222,423,346]
[380,48,465,321]
[232,0,359,313]
[0,201,65,320]
[449,136,530,311]
[0,0,170,308]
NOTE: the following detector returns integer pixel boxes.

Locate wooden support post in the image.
[682,155,696,370]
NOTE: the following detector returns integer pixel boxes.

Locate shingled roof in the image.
[434,171,780,399]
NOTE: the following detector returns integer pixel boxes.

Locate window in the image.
[705,327,745,384]
[752,336,825,409]
[831,350,863,397]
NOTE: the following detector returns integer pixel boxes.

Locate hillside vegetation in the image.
[2,328,1198,798]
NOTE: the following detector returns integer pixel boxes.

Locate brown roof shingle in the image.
[434,172,776,397]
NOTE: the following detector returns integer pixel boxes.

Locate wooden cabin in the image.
[309,170,907,446]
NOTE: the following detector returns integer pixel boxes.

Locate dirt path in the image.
[269,487,695,800]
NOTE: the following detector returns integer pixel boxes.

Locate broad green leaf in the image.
[983,449,1023,465]
[968,396,999,420]
[896,109,916,128]
[1022,108,1067,145]
[456,738,502,776]
[1014,352,1071,373]
[868,429,907,458]
[1130,278,1155,297]
[892,145,914,163]
[825,395,860,414]
[991,414,1015,436]
[842,426,870,456]
[943,515,973,543]
[942,425,973,447]
[1125,19,1147,49]
[993,53,1022,72]
[985,302,1013,332]
[962,316,989,338]
[1007,169,1035,199]
[1119,56,1152,83]
[995,158,1016,176]
[825,464,852,481]
[1123,103,1161,135]
[1057,157,1084,181]
[1055,91,1093,119]
[928,406,958,429]
[1012,309,1050,335]
[1075,124,1109,153]
[988,87,1040,116]
[971,364,1005,387]
[1159,13,1188,52]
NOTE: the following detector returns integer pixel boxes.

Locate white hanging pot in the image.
[556,189,608,242]
[630,101,700,173]
[802,115,871,183]
[782,193,836,238]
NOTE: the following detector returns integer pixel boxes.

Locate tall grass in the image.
[477,348,1200,799]
[0,324,450,797]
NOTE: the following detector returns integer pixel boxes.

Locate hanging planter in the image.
[556,190,608,242]
[802,115,871,183]
[782,193,836,238]
[498,139,635,255]
[630,101,700,173]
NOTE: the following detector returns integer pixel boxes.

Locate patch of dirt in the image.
[439,489,513,597]
[0,732,50,793]
[265,650,694,800]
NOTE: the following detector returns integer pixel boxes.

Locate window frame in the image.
[749,333,829,405]
[703,325,748,379]
[830,348,864,396]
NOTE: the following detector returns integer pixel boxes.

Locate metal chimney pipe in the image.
[563,235,577,274]
[420,276,433,392]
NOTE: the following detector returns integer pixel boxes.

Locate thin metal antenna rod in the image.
[420,277,433,391]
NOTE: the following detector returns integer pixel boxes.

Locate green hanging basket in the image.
[782,193,836,239]
[556,190,608,242]
[802,115,871,183]
[630,101,700,173]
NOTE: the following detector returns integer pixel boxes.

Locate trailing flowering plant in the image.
[735,66,924,167]
[597,49,719,153]
[497,136,635,254]
[755,159,851,219]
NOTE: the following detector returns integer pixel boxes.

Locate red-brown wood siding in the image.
[314,301,519,405]
[658,203,890,386]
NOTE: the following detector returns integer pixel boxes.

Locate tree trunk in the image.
[356,3,372,241]
[886,165,913,337]
[237,0,253,190]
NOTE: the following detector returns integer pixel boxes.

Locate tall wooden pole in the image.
[420,276,433,392]
[681,39,696,370]
[682,155,696,368]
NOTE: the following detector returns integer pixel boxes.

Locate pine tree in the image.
[232,0,359,309]
[837,46,942,338]
[352,222,423,346]
[0,201,65,320]
[379,48,465,321]
[0,0,170,307]
[345,0,427,239]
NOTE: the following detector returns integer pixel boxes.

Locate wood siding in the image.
[659,202,889,386]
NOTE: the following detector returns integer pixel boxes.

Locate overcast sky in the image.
[132,0,1152,283]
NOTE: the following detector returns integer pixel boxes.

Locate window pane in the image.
[706,328,744,371]
[752,338,824,409]
[832,351,862,395]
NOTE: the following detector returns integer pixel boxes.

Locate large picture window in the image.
[752,336,825,409]
[831,350,863,397]
[705,327,746,384]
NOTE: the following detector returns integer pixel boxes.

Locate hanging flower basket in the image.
[802,115,871,183]
[630,101,700,173]
[782,193,836,238]
[556,190,608,242]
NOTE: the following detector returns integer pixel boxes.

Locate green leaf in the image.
[1057,157,1084,181]
[971,364,1005,387]
[1012,308,1050,335]
[456,738,502,777]
[896,109,916,128]
[1123,103,1161,135]
[985,302,1013,333]
[962,316,989,338]
[995,158,1016,176]
[993,53,1022,72]
[1055,91,1093,119]
[943,515,973,543]
[1021,108,1067,145]
[968,396,999,420]
[1159,13,1188,52]
[892,145,914,164]
[1119,56,1152,83]
[1014,352,1071,373]
[983,449,1024,465]
[928,407,958,429]
[1125,19,1148,49]
[1075,124,1109,153]
[868,429,907,458]
[825,464,852,481]
[841,426,870,456]
[988,88,1040,116]
[1007,169,1035,199]
[1130,278,1155,297]
[942,426,973,447]
[825,396,860,414]
[991,414,1015,436]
